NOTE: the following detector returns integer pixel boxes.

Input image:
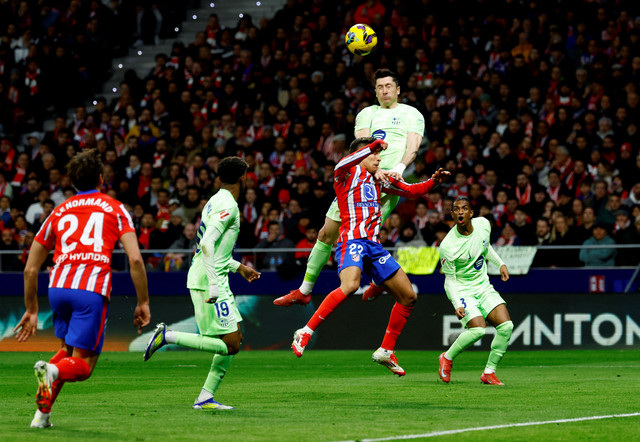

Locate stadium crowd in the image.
[1,0,640,272]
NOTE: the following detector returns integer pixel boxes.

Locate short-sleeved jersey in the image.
[354,103,425,170]
[34,190,135,299]
[334,143,435,244]
[439,217,492,288]
[187,188,240,295]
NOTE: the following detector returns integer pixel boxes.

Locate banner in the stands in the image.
[488,245,537,275]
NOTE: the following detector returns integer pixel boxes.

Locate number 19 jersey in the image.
[34,189,136,299]
[187,188,240,297]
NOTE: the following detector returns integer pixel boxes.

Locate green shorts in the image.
[325,193,400,223]
[456,284,506,328]
[190,289,242,336]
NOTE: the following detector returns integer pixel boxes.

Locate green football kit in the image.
[187,188,243,336]
[438,216,513,378]
[439,216,505,327]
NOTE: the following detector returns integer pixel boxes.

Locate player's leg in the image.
[367,248,411,376]
[145,290,232,360]
[362,194,400,302]
[274,209,340,306]
[292,242,362,357]
[32,289,104,427]
[482,302,513,386]
[439,312,487,383]
[194,323,242,410]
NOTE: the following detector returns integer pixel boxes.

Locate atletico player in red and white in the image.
[14,149,151,428]
[290,137,449,375]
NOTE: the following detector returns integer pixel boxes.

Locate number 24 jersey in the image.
[35,190,135,298]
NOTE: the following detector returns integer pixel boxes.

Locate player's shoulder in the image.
[204,190,239,216]
[439,228,456,252]
[472,216,491,230]
[356,105,378,118]
[397,103,422,115]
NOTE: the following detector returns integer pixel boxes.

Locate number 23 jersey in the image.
[35,190,136,298]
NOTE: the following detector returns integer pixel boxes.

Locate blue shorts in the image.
[336,239,400,285]
[49,288,109,354]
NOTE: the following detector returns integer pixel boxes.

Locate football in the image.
[345,24,377,56]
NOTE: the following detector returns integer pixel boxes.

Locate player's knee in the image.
[226,340,241,355]
[341,281,360,296]
[223,334,242,355]
[398,290,417,306]
[469,327,486,341]
[497,320,513,338]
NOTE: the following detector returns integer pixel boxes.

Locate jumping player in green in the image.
[274,68,424,306]
[144,157,261,409]
[438,197,513,385]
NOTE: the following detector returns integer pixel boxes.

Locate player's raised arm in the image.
[334,139,387,180]
[121,231,150,333]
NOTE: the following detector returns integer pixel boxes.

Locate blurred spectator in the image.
[579,223,616,267]
[613,210,636,266]
[546,214,581,267]
[0,228,21,271]
[255,221,295,270]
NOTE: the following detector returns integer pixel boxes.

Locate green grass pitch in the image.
[1,350,639,441]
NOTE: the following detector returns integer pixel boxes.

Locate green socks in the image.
[486,321,513,371]
[444,327,486,360]
[203,354,235,396]
[175,332,229,355]
[300,240,333,294]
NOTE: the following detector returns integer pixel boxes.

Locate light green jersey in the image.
[354,103,425,170]
[187,188,240,296]
[439,217,492,289]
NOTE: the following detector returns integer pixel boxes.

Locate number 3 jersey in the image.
[34,190,136,298]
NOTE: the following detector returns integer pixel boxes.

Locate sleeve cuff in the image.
[391,163,407,175]
[229,259,241,273]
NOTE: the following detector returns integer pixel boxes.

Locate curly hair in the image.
[66,148,104,191]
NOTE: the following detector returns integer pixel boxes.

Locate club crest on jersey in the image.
[474,256,484,270]
[372,129,386,140]
[351,253,361,262]
[362,183,376,201]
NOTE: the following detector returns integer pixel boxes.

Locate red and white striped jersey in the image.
[334,141,437,244]
[35,190,135,299]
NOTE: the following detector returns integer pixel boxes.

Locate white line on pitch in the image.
[336,412,640,442]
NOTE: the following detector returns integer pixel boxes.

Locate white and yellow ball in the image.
[345,24,377,56]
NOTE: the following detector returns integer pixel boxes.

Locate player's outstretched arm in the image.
[383,168,451,199]
[14,242,50,341]
[236,263,261,282]
[121,231,151,334]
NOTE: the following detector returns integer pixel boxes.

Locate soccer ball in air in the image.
[345,24,377,56]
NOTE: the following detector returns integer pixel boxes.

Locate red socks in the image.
[381,302,413,351]
[49,349,69,405]
[307,288,348,331]
[49,348,68,364]
[55,357,91,382]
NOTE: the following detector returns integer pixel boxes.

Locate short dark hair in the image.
[374,69,400,87]
[349,136,376,153]
[67,148,104,191]
[218,157,249,184]
[453,196,472,207]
